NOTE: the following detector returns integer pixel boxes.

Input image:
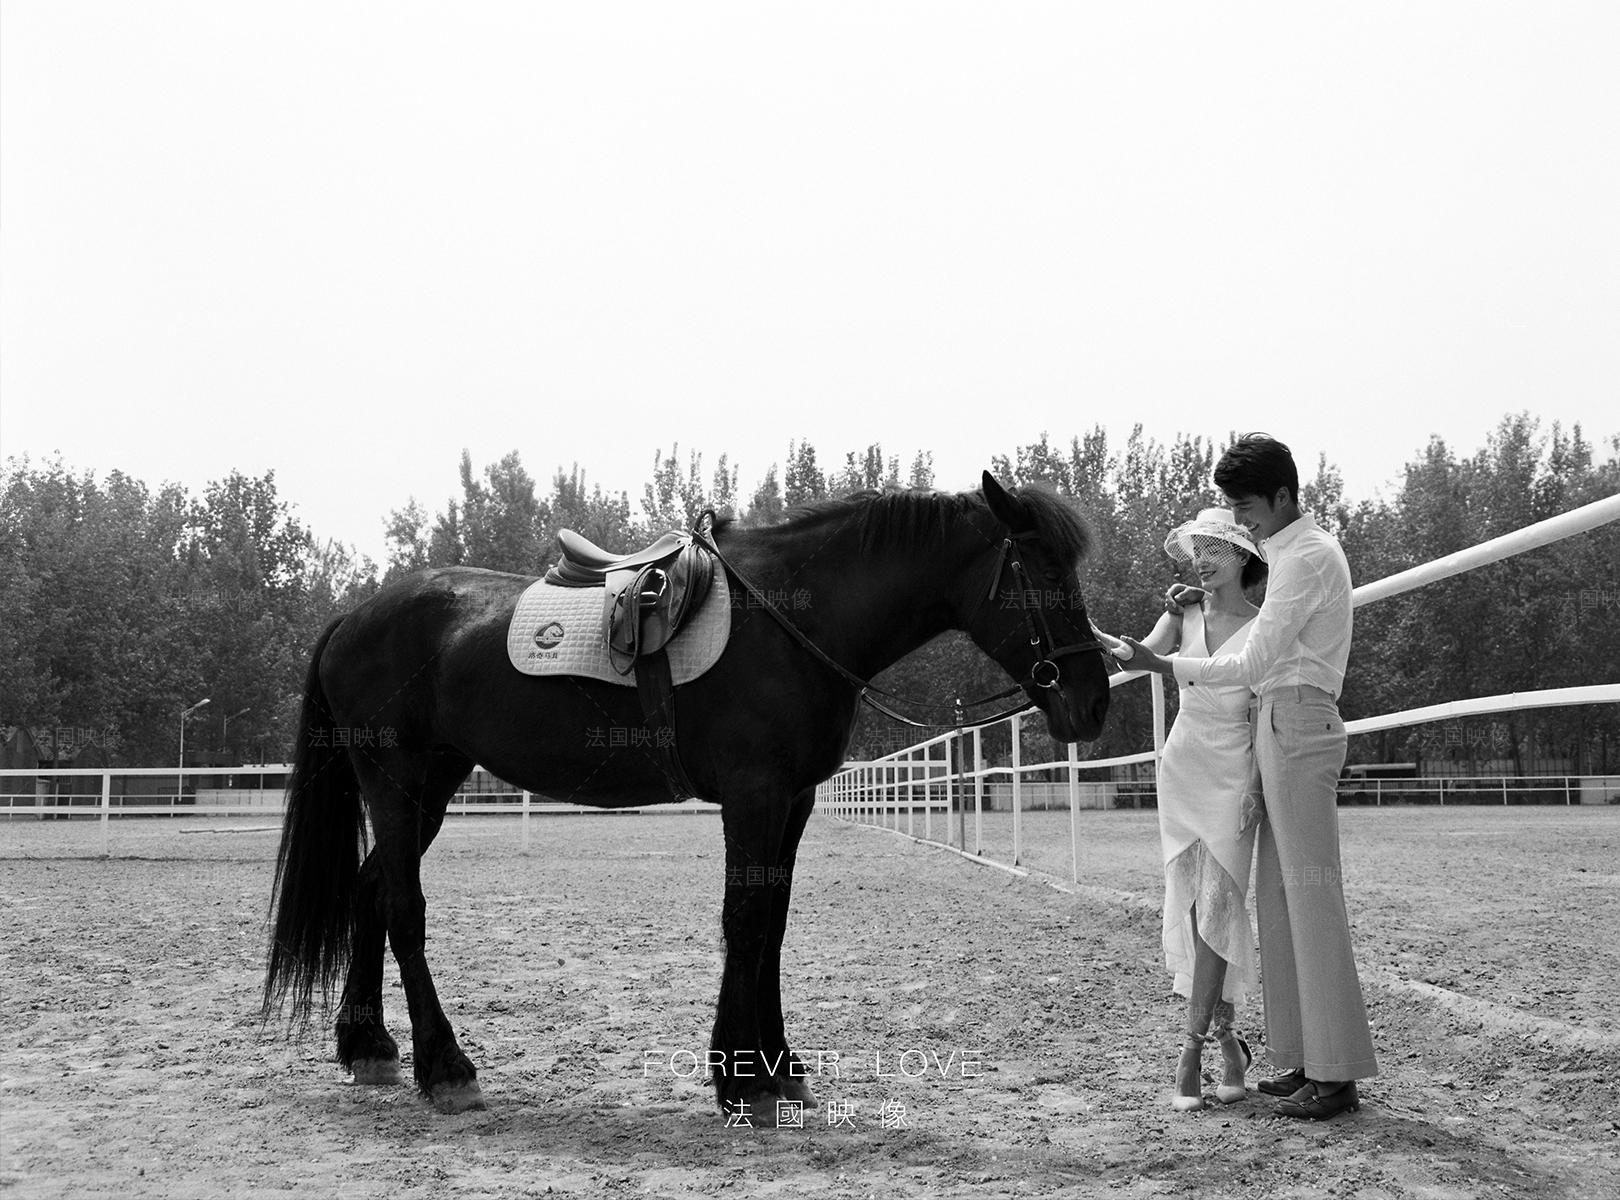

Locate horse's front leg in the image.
[757,788,818,1107]
[710,797,791,1114]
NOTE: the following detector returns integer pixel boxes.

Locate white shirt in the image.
[1170,513,1353,700]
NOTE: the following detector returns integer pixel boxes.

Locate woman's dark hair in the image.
[1239,548,1268,590]
[1214,433,1299,505]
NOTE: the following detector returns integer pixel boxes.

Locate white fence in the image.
[818,492,1620,879]
[0,765,715,857]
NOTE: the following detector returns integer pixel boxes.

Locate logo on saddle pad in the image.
[534,621,566,651]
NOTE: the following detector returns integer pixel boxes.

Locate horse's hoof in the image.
[776,1073,818,1109]
[718,1091,772,1118]
[431,1081,487,1114]
[349,1058,402,1085]
[718,1077,810,1119]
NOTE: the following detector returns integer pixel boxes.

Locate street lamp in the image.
[222,707,251,747]
[177,698,211,805]
[221,708,251,787]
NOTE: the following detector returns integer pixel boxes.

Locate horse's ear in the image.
[982,471,1029,530]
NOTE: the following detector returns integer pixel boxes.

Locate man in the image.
[1122,433,1377,1120]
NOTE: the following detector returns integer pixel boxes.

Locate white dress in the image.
[1156,603,1261,1004]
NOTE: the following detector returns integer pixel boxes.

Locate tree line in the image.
[2,413,1615,773]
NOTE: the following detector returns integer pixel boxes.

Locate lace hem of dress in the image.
[1163,839,1257,1000]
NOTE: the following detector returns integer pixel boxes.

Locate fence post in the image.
[919,749,930,841]
[1143,673,1168,812]
[1068,740,1081,885]
[1151,673,1168,810]
[100,771,112,858]
[972,726,984,857]
[1011,711,1023,867]
[521,789,531,852]
[949,737,957,847]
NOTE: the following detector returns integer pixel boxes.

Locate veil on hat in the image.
[1163,507,1263,567]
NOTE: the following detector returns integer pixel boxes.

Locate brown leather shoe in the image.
[1277,1080,1360,1120]
[1256,1068,1308,1097]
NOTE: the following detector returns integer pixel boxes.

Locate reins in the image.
[692,511,1106,732]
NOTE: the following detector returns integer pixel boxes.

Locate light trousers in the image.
[1253,688,1378,1081]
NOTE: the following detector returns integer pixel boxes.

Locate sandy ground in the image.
[2,807,1617,1199]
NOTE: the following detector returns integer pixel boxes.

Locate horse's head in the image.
[970,471,1111,743]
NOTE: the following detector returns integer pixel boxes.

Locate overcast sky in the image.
[3,1,1616,565]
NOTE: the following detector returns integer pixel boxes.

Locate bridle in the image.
[692,515,1107,731]
[974,529,1109,698]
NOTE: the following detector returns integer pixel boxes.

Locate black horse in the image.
[263,472,1111,1114]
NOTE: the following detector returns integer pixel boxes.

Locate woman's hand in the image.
[1089,621,1129,655]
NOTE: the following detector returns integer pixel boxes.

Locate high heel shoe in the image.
[1171,1035,1205,1112]
[1213,1030,1252,1104]
[1209,1001,1251,1104]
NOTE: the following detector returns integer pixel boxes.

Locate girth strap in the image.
[634,648,702,801]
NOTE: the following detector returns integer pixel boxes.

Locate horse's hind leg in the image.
[335,849,400,1082]
[336,753,467,1084]
[357,752,483,1112]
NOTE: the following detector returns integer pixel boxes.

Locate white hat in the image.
[1163,507,1263,563]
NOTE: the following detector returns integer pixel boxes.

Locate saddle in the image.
[542,525,719,803]
[546,530,693,586]
[545,529,716,675]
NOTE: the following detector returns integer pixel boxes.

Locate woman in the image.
[1100,508,1268,1111]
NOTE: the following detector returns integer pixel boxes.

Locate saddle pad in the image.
[506,572,731,684]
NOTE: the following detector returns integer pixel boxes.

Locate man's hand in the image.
[1163,584,1206,615]
[1120,636,1174,676]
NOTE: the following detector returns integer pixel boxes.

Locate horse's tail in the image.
[262,616,366,1028]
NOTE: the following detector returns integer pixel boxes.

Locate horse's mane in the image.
[715,484,1094,563]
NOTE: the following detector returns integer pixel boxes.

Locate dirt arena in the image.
[2,805,1617,1199]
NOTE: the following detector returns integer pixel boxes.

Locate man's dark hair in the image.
[1214,433,1299,505]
